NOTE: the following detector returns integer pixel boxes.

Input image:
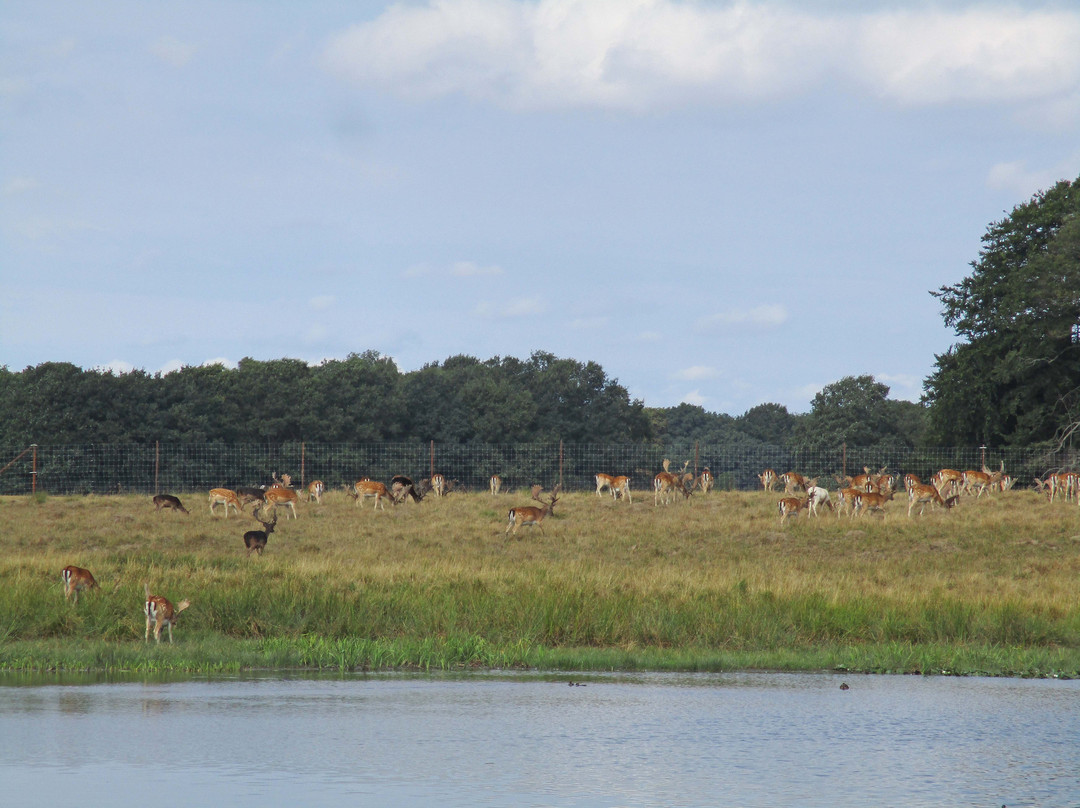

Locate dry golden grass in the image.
[1,486,1078,674]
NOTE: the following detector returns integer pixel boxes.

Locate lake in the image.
[1,671,1078,807]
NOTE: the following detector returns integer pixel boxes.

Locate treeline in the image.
[0,349,928,449]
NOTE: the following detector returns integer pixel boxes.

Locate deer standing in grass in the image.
[759,469,778,492]
[307,480,325,504]
[209,488,243,517]
[490,474,502,496]
[62,566,98,603]
[506,486,560,536]
[244,506,277,556]
[654,460,691,506]
[777,497,809,524]
[144,583,190,644]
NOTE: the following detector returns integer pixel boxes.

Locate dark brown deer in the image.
[243,506,277,556]
[152,494,189,514]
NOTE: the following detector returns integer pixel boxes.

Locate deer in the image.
[152,494,189,514]
[611,475,632,503]
[264,485,299,519]
[908,482,947,517]
[243,506,277,556]
[804,480,832,516]
[307,480,326,504]
[654,460,692,506]
[430,473,447,497]
[234,486,266,507]
[490,474,502,496]
[270,471,293,489]
[931,469,963,498]
[851,487,896,519]
[506,485,560,536]
[144,582,191,644]
[350,479,391,510]
[391,475,423,504]
[595,473,616,497]
[696,468,714,494]
[778,496,809,524]
[209,488,244,517]
[780,471,809,494]
[759,469,778,492]
[61,565,98,603]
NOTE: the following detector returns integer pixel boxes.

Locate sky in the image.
[2,0,1079,416]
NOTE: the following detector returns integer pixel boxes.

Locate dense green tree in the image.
[649,403,746,445]
[735,403,798,445]
[793,375,921,450]
[924,176,1080,445]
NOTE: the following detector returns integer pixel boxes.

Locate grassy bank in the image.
[2,489,1078,676]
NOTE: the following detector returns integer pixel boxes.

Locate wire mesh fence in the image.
[1,442,1077,496]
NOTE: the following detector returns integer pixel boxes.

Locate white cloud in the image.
[986,157,1080,199]
[673,365,717,381]
[99,360,135,375]
[473,297,545,318]
[451,261,503,276]
[697,304,787,330]
[3,177,39,195]
[323,1,1080,117]
[158,360,184,375]
[150,36,197,68]
[681,389,706,406]
[203,357,237,369]
[876,372,923,403]
[569,316,609,330]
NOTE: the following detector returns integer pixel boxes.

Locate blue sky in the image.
[3,0,1078,415]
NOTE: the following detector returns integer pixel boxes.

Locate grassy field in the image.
[1,487,1078,677]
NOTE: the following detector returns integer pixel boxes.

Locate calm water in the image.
[1,671,1078,807]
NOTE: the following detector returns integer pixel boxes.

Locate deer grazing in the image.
[391,475,423,504]
[654,460,692,506]
[908,482,947,517]
[506,485,560,536]
[307,480,326,504]
[595,473,616,497]
[152,494,189,514]
[243,506,277,556]
[62,565,98,603]
[780,471,809,494]
[611,475,632,503]
[209,488,244,517]
[144,583,191,644]
[236,486,267,507]
[490,474,502,496]
[804,480,832,516]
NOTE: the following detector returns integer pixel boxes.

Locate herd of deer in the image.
[763,462,1025,524]
[60,458,1073,641]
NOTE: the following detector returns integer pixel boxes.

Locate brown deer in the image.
[777,496,809,524]
[62,566,98,603]
[243,506,277,556]
[209,488,244,517]
[654,460,692,506]
[759,468,778,492]
[350,479,391,510]
[144,583,191,644]
[490,474,502,496]
[152,494,189,514]
[391,475,423,503]
[307,480,326,504]
[506,485,560,536]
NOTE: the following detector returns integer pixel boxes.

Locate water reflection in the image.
[1,671,1078,807]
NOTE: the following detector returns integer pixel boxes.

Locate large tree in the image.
[792,375,925,450]
[924,177,1080,445]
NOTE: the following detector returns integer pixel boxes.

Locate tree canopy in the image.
[924,176,1080,446]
